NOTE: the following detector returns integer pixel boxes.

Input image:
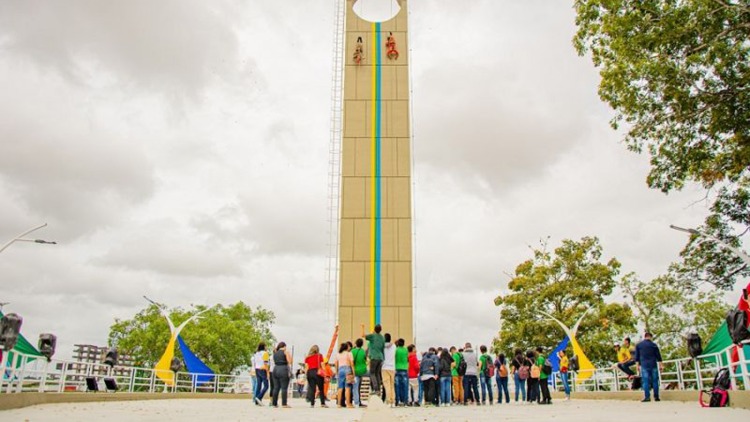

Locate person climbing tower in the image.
[386,32,399,60]
[353,36,365,65]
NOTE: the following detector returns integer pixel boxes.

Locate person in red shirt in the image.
[407,344,420,406]
[304,345,328,408]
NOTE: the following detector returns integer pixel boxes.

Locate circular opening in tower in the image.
[353,0,401,23]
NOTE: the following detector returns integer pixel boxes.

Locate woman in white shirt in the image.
[335,343,355,408]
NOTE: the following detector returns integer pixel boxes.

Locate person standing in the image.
[511,349,527,402]
[363,324,385,399]
[271,342,292,408]
[478,345,494,405]
[438,347,453,406]
[536,347,552,405]
[525,350,539,404]
[420,347,439,406]
[635,332,663,402]
[394,339,409,406]
[382,334,396,406]
[494,353,510,404]
[335,342,355,408]
[351,338,368,408]
[407,344,420,406]
[304,345,327,408]
[557,350,570,400]
[450,346,464,405]
[253,343,270,406]
[462,343,481,405]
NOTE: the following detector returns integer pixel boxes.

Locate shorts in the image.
[337,366,353,389]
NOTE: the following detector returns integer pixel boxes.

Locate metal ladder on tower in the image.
[325,0,346,324]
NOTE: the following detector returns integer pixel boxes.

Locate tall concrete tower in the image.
[337,0,413,343]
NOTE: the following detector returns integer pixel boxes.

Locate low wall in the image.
[0,392,249,411]
[1,390,749,412]
[552,390,750,409]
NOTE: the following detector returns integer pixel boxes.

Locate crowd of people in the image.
[247,326,664,408]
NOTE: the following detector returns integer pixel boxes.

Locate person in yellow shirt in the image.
[557,350,571,400]
[615,338,636,378]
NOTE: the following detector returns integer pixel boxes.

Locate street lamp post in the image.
[669,224,750,267]
[0,223,57,254]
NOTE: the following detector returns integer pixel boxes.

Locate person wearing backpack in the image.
[535,347,552,405]
[511,349,527,402]
[462,343,481,405]
[420,347,439,406]
[450,346,464,405]
[494,353,510,404]
[525,350,539,403]
[634,332,664,402]
[478,345,495,405]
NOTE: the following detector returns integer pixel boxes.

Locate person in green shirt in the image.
[351,338,368,407]
[536,346,552,405]
[450,346,464,404]
[479,345,494,404]
[362,324,385,397]
[394,339,409,406]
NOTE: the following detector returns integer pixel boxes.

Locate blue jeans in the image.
[560,372,570,396]
[641,367,660,399]
[337,366,352,389]
[464,375,479,403]
[418,377,423,403]
[353,375,362,405]
[254,369,269,400]
[251,375,257,398]
[395,370,409,405]
[495,376,509,403]
[440,376,452,404]
[513,372,526,401]
[480,373,494,403]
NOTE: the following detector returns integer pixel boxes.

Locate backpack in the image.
[542,358,552,376]
[518,365,529,380]
[457,356,467,376]
[530,364,541,379]
[699,368,731,408]
[687,333,703,358]
[484,356,495,377]
[726,308,750,345]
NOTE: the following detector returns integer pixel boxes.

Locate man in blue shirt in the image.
[634,332,664,402]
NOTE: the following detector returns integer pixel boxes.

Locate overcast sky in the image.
[0,0,710,364]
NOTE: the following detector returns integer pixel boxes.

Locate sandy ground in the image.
[1,398,749,422]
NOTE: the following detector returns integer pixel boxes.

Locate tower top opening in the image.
[352,0,401,23]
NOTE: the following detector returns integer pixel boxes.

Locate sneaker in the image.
[655,397,661,402]
[641,398,651,402]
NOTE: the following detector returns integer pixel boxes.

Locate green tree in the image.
[108,302,275,374]
[574,0,750,289]
[493,237,636,365]
[620,272,730,358]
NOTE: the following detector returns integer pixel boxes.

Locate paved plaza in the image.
[1,397,749,422]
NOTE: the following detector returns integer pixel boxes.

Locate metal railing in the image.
[0,353,245,395]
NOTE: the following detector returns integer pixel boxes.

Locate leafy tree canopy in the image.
[620,272,730,359]
[574,0,750,289]
[493,237,636,365]
[108,302,275,374]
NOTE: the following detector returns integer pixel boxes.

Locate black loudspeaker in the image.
[104,378,118,392]
[170,357,182,373]
[85,377,99,392]
[38,333,57,361]
[104,348,118,367]
[0,313,23,351]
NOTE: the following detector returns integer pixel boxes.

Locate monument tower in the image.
[336,0,413,343]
